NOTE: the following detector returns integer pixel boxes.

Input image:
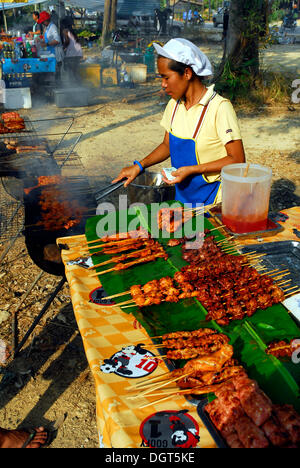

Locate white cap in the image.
[153,38,213,77]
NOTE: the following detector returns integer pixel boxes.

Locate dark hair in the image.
[33,11,39,18]
[61,18,79,43]
[158,55,202,80]
[157,55,205,82]
[168,59,190,76]
[157,54,187,75]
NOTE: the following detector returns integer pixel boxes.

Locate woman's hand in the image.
[162,166,196,185]
[111,164,141,188]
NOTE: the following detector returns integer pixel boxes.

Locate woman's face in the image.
[158,57,189,101]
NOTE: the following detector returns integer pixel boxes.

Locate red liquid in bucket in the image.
[222,215,268,233]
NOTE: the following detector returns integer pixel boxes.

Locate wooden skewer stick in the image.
[285,290,300,298]
[268,269,289,276]
[87,242,150,254]
[90,252,167,277]
[137,372,192,396]
[277,279,292,286]
[90,266,117,277]
[260,269,280,277]
[88,258,116,269]
[128,371,171,388]
[127,372,192,399]
[115,298,136,307]
[125,373,171,391]
[141,343,164,348]
[103,291,131,300]
[139,394,179,410]
[132,334,165,342]
[248,253,267,258]
[284,285,300,293]
[216,236,234,245]
[273,272,291,280]
[88,247,157,270]
[208,225,226,231]
[184,203,216,213]
[222,246,239,252]
[86,237,145,246]
[145,383,222,398]
[88,242,143,251]
[141,389,184,397]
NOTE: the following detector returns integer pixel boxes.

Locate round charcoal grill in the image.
[23,176,98,276]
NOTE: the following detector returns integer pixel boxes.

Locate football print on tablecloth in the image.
[67,257,94,269]
[100,344,158,378]
[89,287,116,306]
[140,410,200,448]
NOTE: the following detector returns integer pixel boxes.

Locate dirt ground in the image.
[0,39,299,448]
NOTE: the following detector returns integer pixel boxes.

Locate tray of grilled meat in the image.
[197,371,300,449]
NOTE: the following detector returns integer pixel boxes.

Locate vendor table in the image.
[58,207,300,448]
[2,57,56,74]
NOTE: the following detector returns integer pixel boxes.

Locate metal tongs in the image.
[94,178,127,204]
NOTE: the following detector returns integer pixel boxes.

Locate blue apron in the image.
[44,27,56,55]
[170,95,221,207]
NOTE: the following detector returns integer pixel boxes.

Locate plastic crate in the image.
[54,87,90,108]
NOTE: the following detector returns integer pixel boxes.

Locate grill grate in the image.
[0,184,24,241]
[0,116,86,242]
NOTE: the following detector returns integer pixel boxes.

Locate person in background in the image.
[112,38,245,207]
[38,11,64,84]
[32,11,41,36]
[160,9,169,34]
[61,18,83,84]
[292,1,298,14]
[154,9,159,31]
[193,9,199,24]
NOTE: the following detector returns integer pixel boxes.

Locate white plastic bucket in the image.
[125,64,147,83]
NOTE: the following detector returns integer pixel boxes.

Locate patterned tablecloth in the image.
[57,207,300,448]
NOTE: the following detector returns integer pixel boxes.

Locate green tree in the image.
[216,0,270,80]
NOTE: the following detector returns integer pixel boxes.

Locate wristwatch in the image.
[133,160,144,173]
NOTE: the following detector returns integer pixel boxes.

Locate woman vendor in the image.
[112,38,246,206]
[37,11,64,83]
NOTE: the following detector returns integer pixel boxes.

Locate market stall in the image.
[0,33,56,98]
[0,1,59,105]
[56,200,300,449]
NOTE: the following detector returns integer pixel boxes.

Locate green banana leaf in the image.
[85,203,300,411]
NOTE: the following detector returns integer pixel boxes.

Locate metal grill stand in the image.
[0,115,88,362]
[13,277,66,358]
